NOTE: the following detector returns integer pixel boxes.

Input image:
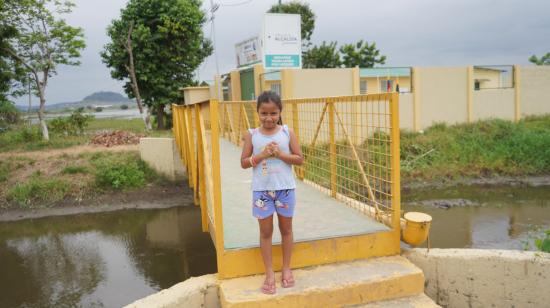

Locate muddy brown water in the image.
[402,185,550,250]
[0,205,216,308]
[0,185,549,307]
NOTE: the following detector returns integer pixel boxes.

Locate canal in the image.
[0,185,548,307]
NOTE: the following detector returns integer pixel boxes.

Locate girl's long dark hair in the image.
[256,91,283,125]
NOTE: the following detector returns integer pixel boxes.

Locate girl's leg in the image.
[259,215,275,293]
[277,214,295,287]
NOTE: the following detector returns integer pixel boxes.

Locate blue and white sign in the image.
[262,13,302,69]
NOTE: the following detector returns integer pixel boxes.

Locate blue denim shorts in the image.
[252,189,296,219]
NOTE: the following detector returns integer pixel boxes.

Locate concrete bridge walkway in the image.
[219,138,389,250]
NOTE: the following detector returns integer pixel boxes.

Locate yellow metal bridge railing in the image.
[172,93,400,278]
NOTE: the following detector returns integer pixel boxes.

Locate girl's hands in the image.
[259,142,279,159]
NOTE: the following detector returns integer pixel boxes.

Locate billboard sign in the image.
[262,13,302,69]
[235,36,261,67]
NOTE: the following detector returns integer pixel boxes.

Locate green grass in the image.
[400,115,550,180]
[61,165,89,174]
[0,118,172,152]
[89,151,156,190]
[301,115,550,198]
[6,177,71,208]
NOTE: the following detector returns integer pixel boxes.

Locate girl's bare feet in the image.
[281,268,295,288]
[261,272,276,294]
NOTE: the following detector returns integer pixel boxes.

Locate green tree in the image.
[0,0,85,140]
[529,53,550,66]
[268,1,315,48]
[0,9,25,108]
[303,41,341,68]
[101,0,212,129]
[340,40,386,68]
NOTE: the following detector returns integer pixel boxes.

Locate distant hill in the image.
[83,91,131,103]
[17,91,133,111]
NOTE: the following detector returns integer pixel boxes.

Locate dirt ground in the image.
[0,181,194,222]
[0,143,195,221]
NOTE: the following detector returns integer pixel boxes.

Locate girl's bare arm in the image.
[275,129,304,165]
[241,132,253,168]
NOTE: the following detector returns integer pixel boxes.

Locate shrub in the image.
[0,99,20,127]
[92,153,152,189]
[49,109,94,136]
[95,106,103,112]
[6,178,70,207]
[120,104,128,110]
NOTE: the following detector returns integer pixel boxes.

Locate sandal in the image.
[281,271,295,288]
[261,277,276,294]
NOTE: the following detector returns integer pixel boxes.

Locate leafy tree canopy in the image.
[0,0,85,139]
[340,40,386,68]
[101,0,213,111]
[303,41,341,68]
[268,1,315,44]
[529,53,550,66]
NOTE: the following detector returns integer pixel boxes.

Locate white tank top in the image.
[249,125,296,191]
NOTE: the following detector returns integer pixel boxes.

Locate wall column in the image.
[230,70,241,101]
[514,65,521,122]
[352,66,361,144]
[280,69,294,99]
[467,66,474,123]
[253,63,265,97]
[412,67,421,131]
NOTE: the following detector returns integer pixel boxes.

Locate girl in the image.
[241,91,304,295]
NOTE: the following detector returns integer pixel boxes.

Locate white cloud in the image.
[15,0,550,104]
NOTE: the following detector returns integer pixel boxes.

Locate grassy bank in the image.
[0,118,171,153]
[400,115,550,181]
[0,151,165,209]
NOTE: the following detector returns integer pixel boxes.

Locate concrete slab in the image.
[219,138,389,250]
[347,294,440,308]
[219,255,424,308]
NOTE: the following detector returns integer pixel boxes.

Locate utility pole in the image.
[209,0,222,100]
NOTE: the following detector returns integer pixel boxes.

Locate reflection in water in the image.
[403,185,550,250]
[0,206,216,308]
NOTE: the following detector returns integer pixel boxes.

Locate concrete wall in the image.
[404,248,550,308]
[399,93,414,131]
[521,66,550,116]
[417,67,468,130]
[287,68,354,98]
[139,138,186,181]
[125,274,220,308]
[472,88,515,121]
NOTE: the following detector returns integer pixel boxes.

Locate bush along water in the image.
[91,152,155,190]
[400,115,550,180]
[48,109,94,136]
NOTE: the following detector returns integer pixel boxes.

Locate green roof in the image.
[360,68,410,78]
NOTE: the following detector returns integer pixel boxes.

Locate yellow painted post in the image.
[467,66,473,123]
[195,104,208,232]
[179,107,189,173]
[352,67,361,144]
[186,107,199,206]
[183,108,195,190]
[389,93,401,236]
[328,99,337,198]
[253,63,265,98]
[230,70,241,101]
[209,99,225,276]
[280,69,293,100]
[292,101,304,179]
[514,65,521,122]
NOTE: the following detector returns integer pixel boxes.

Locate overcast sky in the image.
[15,0,550,105]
